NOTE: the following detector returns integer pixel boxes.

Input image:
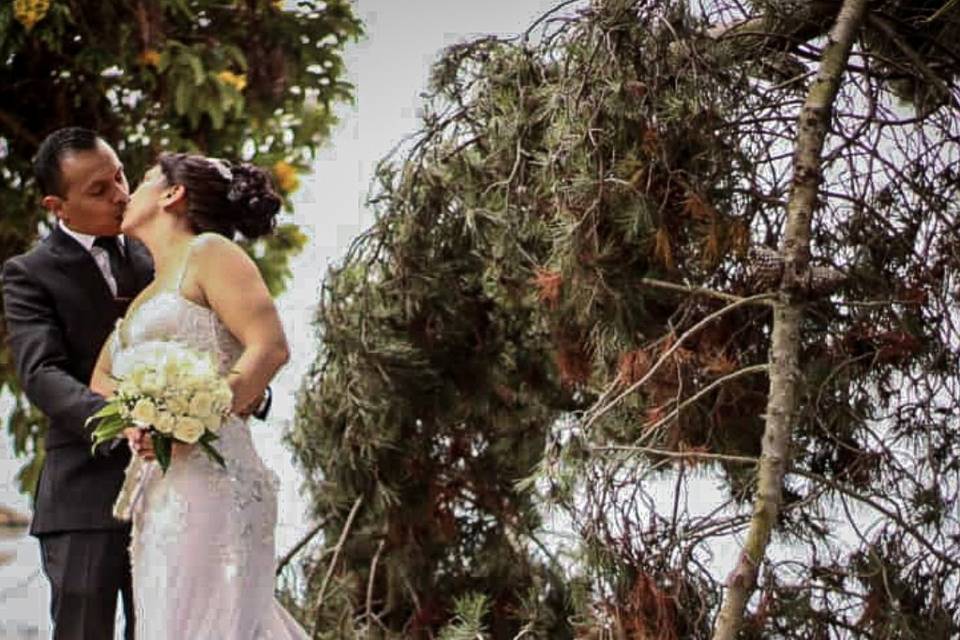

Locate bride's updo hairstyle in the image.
[157,153,282,240]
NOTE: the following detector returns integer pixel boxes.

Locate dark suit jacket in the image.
[2,224,153,535]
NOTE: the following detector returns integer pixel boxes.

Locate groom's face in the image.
[44,139,130,236]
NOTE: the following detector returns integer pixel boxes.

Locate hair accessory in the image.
[207,157,234,183]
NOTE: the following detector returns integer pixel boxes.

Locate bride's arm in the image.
[190,234,290,415]
[91,334,153,457]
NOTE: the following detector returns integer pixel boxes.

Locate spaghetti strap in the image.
[175,236,202,295]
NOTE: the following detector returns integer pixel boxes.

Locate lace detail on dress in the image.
[112,284,300,639]
[114,291,242,377]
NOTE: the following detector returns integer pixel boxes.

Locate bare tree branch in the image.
[712,1,871,637]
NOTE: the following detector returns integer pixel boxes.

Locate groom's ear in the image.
[43,195,73,225]
[42,195,64,217]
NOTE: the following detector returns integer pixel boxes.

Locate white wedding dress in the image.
[110,279,308,638]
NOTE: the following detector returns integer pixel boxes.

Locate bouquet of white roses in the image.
[88,340,234,473]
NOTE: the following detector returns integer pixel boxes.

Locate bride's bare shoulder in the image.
[193,231,238,251]
[191,232,249,261]
[191,233,258,278]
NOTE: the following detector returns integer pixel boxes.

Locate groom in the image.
[1,127,153,639]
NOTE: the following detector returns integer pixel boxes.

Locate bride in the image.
[91,153,308,638]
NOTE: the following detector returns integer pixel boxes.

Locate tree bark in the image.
[710,1,869,639]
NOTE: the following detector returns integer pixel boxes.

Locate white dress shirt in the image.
[58,220,127,297]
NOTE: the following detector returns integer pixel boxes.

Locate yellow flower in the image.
[139,49,162,67]
[173,417,205,444]
[217,70,247,92]
[130,399,158,426]
[13,0,51,32]
[273,160,299,193]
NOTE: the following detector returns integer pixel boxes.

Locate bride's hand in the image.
[171,441,194,459]
[235,390,265,417]
[123,427,156,461]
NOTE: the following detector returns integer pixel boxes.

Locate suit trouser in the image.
[38,529,135,640]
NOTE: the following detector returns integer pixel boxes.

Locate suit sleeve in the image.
[2,257,108,443]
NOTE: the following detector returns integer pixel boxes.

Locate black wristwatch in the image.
[252,385,272,420]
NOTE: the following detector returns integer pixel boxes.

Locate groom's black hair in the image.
[33,127,100,197]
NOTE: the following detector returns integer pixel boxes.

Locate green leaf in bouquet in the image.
[88,410,126,456]
[199,431,226,469]
[86,401,122,424]
[154,436,172,474]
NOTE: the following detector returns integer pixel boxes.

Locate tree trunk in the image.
[710,1,869,638]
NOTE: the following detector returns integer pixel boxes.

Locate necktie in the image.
[93,236,136,298]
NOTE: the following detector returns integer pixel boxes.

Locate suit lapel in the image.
[46,225,116,303]
[45,226,155,319]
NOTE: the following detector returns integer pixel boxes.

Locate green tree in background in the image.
[0,0,362,494]
[293,0,960,637]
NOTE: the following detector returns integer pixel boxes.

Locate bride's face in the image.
[121,165,167,237]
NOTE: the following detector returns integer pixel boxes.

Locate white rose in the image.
[203,413,223,433]
[154,412,176,435]
[172,416,205,444]
[130,398,158,425]
[188,392,214,418]
[166,394,190,415]
[116,379,138,398]
[213,384,233,410]
[127,366,149,392]
[180,374,205,394]
[140,372,166,396]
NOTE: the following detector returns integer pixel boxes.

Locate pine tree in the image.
[295,0,960,636]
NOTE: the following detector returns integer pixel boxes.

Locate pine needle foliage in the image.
[294,0,960,636]
[437,593,490,640]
